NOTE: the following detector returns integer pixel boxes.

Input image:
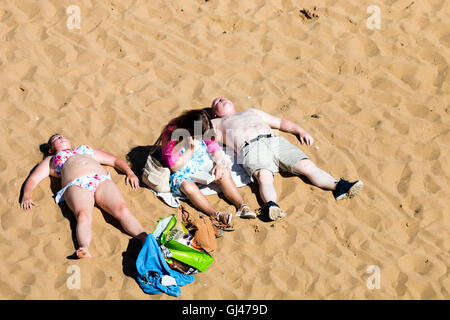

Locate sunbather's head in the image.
[41,134,72,156]
[211,97,235,118]
[157,109,215,146]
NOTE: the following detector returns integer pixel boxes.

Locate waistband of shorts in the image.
[242,134,274,150]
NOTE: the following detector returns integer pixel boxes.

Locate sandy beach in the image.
[0,0,448,299]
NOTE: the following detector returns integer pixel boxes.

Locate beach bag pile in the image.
[136,207,215,297]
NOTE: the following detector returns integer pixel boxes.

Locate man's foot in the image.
[236,204,257,219]
[266,201,286,221]
[333,179,364,200]
[76,247,91,259]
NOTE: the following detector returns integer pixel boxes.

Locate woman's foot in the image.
[76,247,91,259]
[236,204,257,219]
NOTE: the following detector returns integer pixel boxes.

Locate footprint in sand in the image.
[397,164,412,194]
[0,157,6,172]
[398,254,432,275]
[91,268,107,289]
[14,0,40,19]
[253,224,268,244]
[41,44,66,66]
[423,175,440,194]
[394,272,408,296]
[335,34,380,59]
[412,142,440,161]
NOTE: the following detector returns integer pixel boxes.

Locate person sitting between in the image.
[154,109,256,230]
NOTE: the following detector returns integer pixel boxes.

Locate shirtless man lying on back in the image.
[209,97,363,221]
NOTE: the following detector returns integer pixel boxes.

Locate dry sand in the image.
[0,0,448,299]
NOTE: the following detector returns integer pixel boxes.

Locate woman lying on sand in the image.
[154,109,256,231]
[20,134,148,258]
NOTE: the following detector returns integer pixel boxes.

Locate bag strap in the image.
[150,136,162,156]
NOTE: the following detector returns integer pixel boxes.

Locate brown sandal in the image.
[214,227,224,238]
[210,212,234,232]
[178,206,224,238]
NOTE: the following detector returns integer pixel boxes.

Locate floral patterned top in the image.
[169,140,215,196]
[52,144,95,176]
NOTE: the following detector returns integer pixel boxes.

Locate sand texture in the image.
[0,0,449,299]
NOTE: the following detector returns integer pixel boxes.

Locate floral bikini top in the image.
[52,145,95,176]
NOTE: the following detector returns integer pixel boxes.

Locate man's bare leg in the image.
[292,159,337,190]
[253,169,277,203]
[293,159,363,199]
[253,169,285,220]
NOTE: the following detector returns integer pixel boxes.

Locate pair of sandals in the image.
[211,204,257,234]
[211,212,234,236]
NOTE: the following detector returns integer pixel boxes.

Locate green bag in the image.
[153,214,214,273]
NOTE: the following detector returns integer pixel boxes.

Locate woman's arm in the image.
[205,139,232,181]
[210,146,231,168]
[164,137,196,172]
[93,149,139,188]
[21,157,52,210]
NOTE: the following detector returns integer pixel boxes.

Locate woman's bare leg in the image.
[180,180,216,216]
[216,168,244,209]
[95,180,147,244]
[64,186,95,258]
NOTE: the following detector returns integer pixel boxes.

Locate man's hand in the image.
[297,130,314,146]
[258,111,314,147]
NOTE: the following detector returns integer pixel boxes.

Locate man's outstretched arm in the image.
[252,108,314,146]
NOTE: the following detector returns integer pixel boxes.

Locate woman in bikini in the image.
[155,109,256,230]
[20,134,148,258]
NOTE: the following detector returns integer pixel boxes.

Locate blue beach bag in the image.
[136,233,194,297]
